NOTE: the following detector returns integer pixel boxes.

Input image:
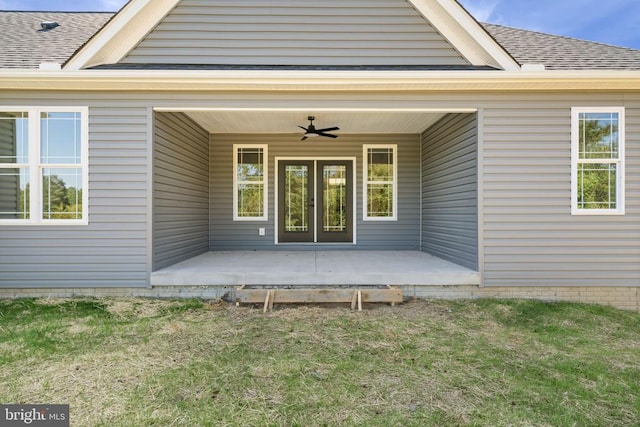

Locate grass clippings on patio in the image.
[0,298,639,426]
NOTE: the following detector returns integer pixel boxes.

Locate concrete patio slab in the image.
[150,251,481,287]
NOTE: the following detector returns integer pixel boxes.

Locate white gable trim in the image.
[64,0,181,70]
[64,0,520,71]
[410,0,520,71]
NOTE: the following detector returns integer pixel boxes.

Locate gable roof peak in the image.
[64,0,520,71]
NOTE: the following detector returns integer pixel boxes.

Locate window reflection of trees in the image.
[577,115,619,209]
[284,166,308,232]
[41,174,82,220]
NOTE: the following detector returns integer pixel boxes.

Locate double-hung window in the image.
[571,107,625,215]
[233,144,268,221]
[0,107,88,224]
[363,144,397,220]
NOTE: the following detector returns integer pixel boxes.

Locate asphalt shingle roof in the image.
[0,11,638,71]
[482,23,640,71]
[0,11,112,69]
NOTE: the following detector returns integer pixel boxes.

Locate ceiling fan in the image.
[298,116,339,141]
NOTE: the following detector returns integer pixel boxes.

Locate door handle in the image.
[310,198,315,208]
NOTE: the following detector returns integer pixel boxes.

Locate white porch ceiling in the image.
[182,111,449,134]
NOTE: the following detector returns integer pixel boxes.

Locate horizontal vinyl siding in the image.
[0,90,637,289]
[153,112,209,270]
[482,99,640,287]
[210,134,420,250]
[122,0,468,66]
[0,94,150,288]
[421,113,478,270]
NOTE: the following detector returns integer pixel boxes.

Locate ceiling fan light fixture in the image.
[298,116,339,141]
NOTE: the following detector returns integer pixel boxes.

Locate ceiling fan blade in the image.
[317,132,338,139]
[297,118,339,140]
[317,127,340,133]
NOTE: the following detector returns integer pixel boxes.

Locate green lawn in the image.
[0,298,638,426]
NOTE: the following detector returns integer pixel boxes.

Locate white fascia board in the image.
[1,70,640,92]
[409,0,520,71]
[64,0,181,70]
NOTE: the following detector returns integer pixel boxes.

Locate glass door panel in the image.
[317,161,353,243]
[278,161,314,243]
[284,165,309,232]
[322,165,347,233]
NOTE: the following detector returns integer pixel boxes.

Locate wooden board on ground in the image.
[236,287,403,307]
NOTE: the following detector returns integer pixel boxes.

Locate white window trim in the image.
[0,106,89,226]
[363,144,398,221]
[571,107,625,216]
[233,144,268,221]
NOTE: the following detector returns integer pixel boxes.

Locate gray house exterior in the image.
[0,0,638,310]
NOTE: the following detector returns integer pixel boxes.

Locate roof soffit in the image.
[64,0,521,71]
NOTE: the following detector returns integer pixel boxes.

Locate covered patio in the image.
[151,107,480,289]
[150,251,481,287]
